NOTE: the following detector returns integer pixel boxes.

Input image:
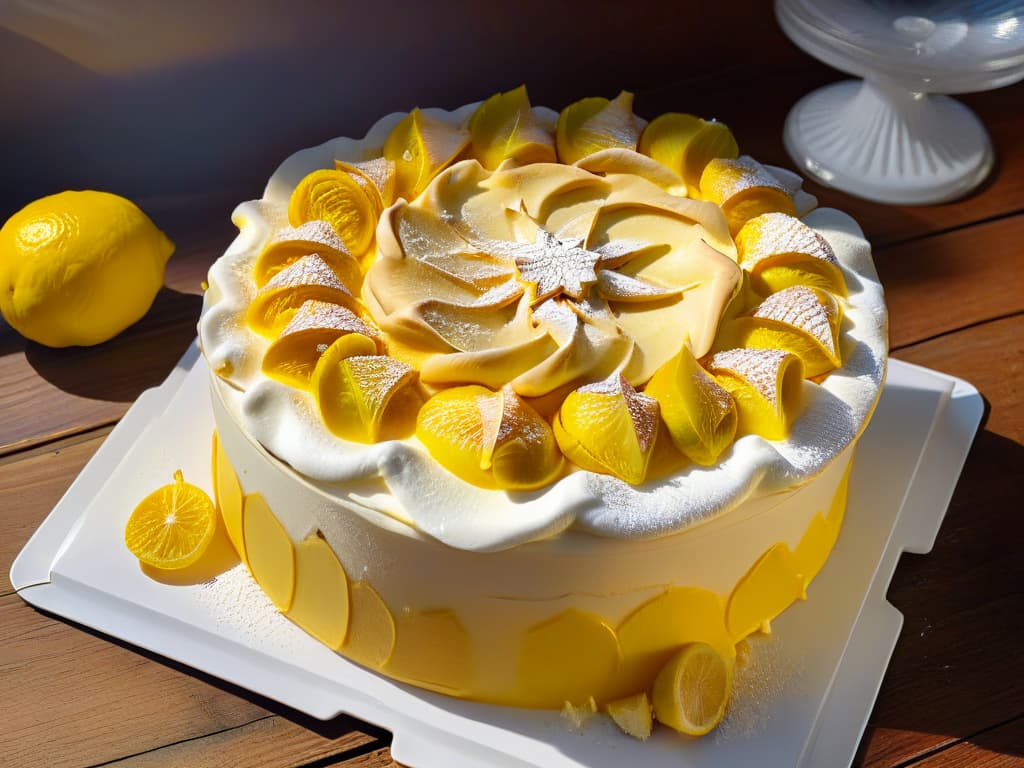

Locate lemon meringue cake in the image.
[198,87,887,733]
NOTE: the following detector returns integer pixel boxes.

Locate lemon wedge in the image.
[606,692,653,740]
[556,91,641,165]
[639,113,738,197]
[312,333,421,443]
[124,470,217,570]
[652,642,733,736]
[384,108,470,202]
[468,85,556,169]
[0,190,173,347]
[553,374,659,485]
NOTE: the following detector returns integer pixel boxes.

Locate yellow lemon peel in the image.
[707,348,804,440]
[0,190,173,347]
[384,108,471,202]
[699,156,796,235]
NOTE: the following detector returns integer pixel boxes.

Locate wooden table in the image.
[3,27,1023,768]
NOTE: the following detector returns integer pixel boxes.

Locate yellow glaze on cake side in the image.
[212,394,852,708]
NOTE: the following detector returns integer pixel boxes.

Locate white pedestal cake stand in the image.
[776,0,1024,204]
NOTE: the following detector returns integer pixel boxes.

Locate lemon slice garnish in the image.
[124,470,217,570]
[288,169,378,258]
[652,642,733,736]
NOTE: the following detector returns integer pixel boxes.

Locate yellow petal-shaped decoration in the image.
[699,156,796,235]
[287,534,350,650]
[288,168,378,258]
[334,157,397,217]
[556,91,642,165]
[385,609,473,694]
[468,85,556,170]
[415,384,563,490]
[553,374,659,485]
[253,220,361,290]
[212,431,246,565]
[644,345,738,466]
[615,586,733,699]
[242,493,295,612]
[638,112,739,197]
[384,107,470,202]
[518,608,621,708]
[718,286,843,378]
[735,212,847,297]
[342,580,396,669]
[245,253,362,337]
[262,299,383,389]
[706,348,804,440]
[312,333,421,443]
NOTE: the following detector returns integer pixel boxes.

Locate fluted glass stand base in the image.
[783,79,993,205]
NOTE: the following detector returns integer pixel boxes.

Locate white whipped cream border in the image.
[198,104,888,553]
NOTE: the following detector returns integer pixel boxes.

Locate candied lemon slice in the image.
[469,85,556,170]
[245,253,361,337]
[638,113,739,197]
[553,374,659,485]
[288,168,378,258]
[707,348,804,440]
[416,384,563,490]
[384,107,470,202]
[606,692,653,740]
[312,333,421,443]
[735,212,847,297]
[644,345,737,466]
[652,642,733,736]
[556,91,642,165]
[262,299,383,389]
[720,286,843,378]
[124,470,217,570]
[699,156,796,235]
[252,220,362,290]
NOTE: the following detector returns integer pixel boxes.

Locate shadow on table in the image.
[857,425,1024,764]
[20,287,202,402]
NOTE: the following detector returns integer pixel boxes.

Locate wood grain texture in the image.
[94,715,382,768]
[913,719,1024,767]
[0,596,269,768]
[0,429,107,595]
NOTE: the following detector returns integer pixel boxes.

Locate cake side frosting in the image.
[198,100,887,553]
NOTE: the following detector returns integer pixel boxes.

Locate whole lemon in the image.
[0,190,174,347]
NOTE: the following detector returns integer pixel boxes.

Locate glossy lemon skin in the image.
[0,190,173,347]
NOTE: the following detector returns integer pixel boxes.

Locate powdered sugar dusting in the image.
[714,155,788,198]
[262,253,351,295]
[279,299,379,340]
[754,286,836,355]
[194,564,303,650]
[596,269,681,301]
[709,348,790,404]
[740,212,838,269]
[269,219,350,255]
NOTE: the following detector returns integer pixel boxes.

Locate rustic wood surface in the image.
[2,12,1023,767]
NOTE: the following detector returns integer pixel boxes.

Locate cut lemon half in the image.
[652,642,733,736]
[124,470,217,570]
